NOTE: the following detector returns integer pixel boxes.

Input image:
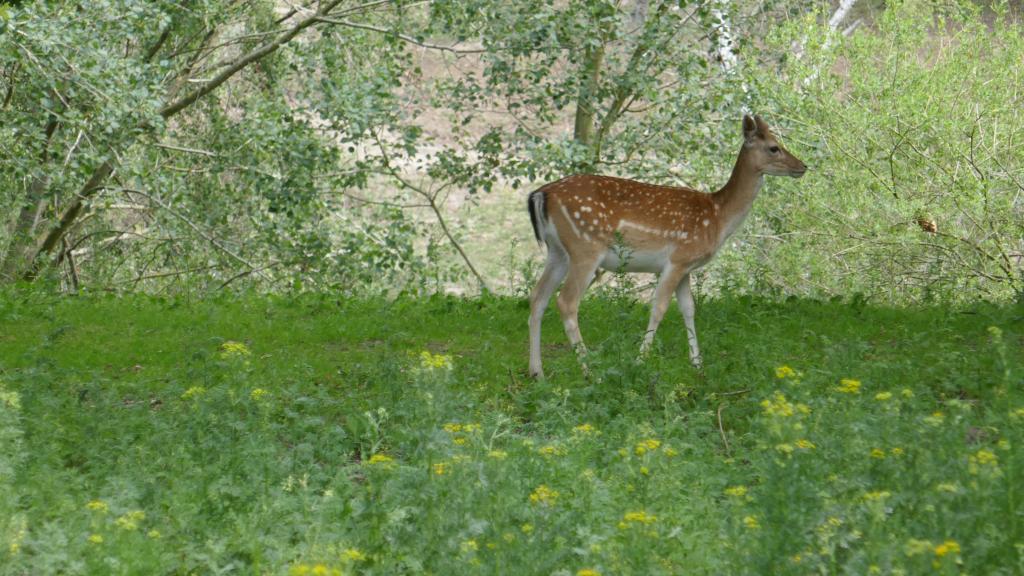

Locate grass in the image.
[0,290,1021,575]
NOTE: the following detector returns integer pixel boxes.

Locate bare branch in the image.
[314,16,486,53]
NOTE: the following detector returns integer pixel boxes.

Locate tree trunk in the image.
[572,43,604,171]
[1,116,58,281]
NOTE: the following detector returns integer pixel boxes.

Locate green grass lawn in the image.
[0,291,1021,575]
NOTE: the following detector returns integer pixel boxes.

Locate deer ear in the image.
[754,115,770,134]
[745,113,761,141]
[742,115,758,142]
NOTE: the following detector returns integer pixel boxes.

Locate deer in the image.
[527,115,807,379]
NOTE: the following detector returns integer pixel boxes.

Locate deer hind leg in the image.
[556,252,601,368]
[674,273,702,368]
[528,242,569,379]
[640,264,688,356]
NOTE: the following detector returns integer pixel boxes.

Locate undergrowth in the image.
[0,291,1021,574]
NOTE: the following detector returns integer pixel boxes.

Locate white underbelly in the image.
[599,246,673,273]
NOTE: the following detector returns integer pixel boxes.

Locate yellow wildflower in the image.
[88,534,103,544]
[934,540,960,557]
[538,444,566,457]
[453,437,468,445]
[662,445,678,457]
[796,439,815,450]
[724,486,748,497]
[577,569,601,576]
[635,439,661,455]
[972,449,998,466]
[622,511,658,525]
[901,388,914,398]
[529,484,559,505]
[890,447,904,456]
[863,490,891,502]
[875,391,893,401]
[775,365,797,379]
[115,510,145,531]
[760,392,795,417]
[521,523,534,534]
[432,462,450,475]
[836,379,861,394]
[181,386,206,400]
[573,423,597,435]
[743,516,760,529]
[905,538,933,556]
[250,388,268,401]
[870,448,886,459]
[219,341,251,358]
[419,350,452,370]
[86,500,108,513]
[460,539,479,553]
[366,453,394,465]
[487,450,508,460]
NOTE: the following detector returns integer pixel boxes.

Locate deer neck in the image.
[712,148,763,243]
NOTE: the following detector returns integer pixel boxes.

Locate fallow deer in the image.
[527,115,807,378]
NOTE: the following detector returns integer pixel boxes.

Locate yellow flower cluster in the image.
[863,490,892,502]
[538,444,567,457]
[250,388,268,401]
[181,386,206,400]
[419,351,453,370]
[114,510,146,531]
[760,392,810,418]
[289,564,341,576]
[86,500,108,513]
[635,439,661,455]
[795,439,816,450]
[88,534,103,544]
[573,423,598,435]
[836,379,861,394]
[366,454,394,465]
[875,391,893,401]
[219,340,251,358]
[577,569,601,576]
[742,515,760,529]
[775,365,798,379]
[460,539,479,553]
[432,462,450,476]
[934,540,960,557]
[443,423,480,433]
[529,484,560,505]
[724,486,748,497]
[621,511,657,525]
[342,548,367,562]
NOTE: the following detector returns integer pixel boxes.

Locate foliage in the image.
[0,292,1021,573]
[737,0,1024,302]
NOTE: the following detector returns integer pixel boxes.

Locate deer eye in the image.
[769,146,780,154]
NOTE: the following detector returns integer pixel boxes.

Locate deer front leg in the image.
[640,264,688,356]
[675,273,702,369]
